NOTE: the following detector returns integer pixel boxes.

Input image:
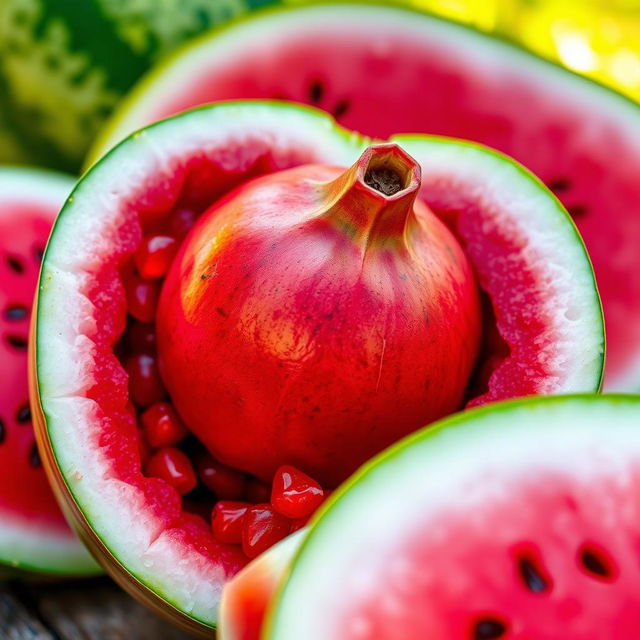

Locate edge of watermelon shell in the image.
[0,167,100,577]
[264,393,640,639]
[33,101,602,631]
[88,0,640,171]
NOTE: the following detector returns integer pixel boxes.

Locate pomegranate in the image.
[157,144,482,488]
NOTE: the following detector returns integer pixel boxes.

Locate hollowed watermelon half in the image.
[0,167,98,576]
[90,2,640,391]
[233,394,640,640]
[32,102,602,633]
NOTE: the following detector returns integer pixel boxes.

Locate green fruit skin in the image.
[0,0,279,173]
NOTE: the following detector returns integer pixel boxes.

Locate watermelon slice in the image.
[32,102,602,631]
[0,167,98,576]
[252,394,640,639]
[90,2,640,391]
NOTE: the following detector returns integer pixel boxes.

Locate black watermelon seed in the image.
[474,618,507,639]
[547,177,572,192]
[6,334,28,350]
[308,80,324,103]
[6,255,25,274]
[15,403,31,424]
[4,305,28,321]
[34,246,45,262]
[579,546,616,580]
[333,99,350,119]
[0,418,5,444]
[567,204,588,219]
[29,442,41,468]
[518,557,549,593]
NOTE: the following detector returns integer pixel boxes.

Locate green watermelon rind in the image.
[265,394,640,639]
[35,101,602,626]
[89,0,640,169]
[0,166,100,577]
[0,0,280,172]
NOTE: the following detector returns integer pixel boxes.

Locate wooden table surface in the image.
[1,577,195,639]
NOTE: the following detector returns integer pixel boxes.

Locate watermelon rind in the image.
[0,0,280,172]
[34,101,602,630]
[265,394,640,639]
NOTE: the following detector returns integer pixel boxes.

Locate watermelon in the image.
[0,0,278,172]
[90,2,640,391]
[234,394,640,640]
[32,101,602,632]
[0,167,98,576]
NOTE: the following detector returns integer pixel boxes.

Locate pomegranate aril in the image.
[124,273,159,323]
[141,402,188,449]
[125,353,166,407]
[128,322,156,354]
[211,501,251,545]
[242,504,290,559]
[245,478,271,504]
[134,235,178,280]
[168,207,197,238]
[136,428,151,466]
[271,465,324,519]
[197,454,246,500]
[145,447,197,495]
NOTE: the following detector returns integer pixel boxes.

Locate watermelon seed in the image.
[578,544,617,581]
[29,442,41,468]
[34,245,45,262]
[4,305,28,321]
[518,556,550,593]
[333,100,350,119]
[6,334,28,350]
[6,255,25,274]
[567,204,588,219]
[547,177,572,192]
[308,80,325,104]
[0,418,5,444]
[15,403,31,424]
[473,617,507,639]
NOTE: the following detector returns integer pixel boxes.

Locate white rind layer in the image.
[267,395,640,639]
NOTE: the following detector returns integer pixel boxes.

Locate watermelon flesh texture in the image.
[36,103,601,627]
[97,3,640,390]
[266,395,640,640]
[0,168,98,575]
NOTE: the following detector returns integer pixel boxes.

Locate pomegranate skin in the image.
[157,145,481,487]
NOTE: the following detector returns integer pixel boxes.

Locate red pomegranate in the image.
[157,144,482,487]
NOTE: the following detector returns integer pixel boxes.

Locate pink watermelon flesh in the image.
[37,103,600,624]
[0,170,97,575]
[103,4,638,388]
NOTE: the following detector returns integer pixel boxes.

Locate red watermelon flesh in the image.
[0,168,98,575]
[97,3,640,389]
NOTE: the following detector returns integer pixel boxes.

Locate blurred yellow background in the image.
[412,0,640,100]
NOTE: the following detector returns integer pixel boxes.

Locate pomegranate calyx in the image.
[322,143,421,247]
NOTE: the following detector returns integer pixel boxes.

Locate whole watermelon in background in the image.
[0,0,278,173]
[89,2,640,393]
[0,167,98,577]
[221,395,640,640]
